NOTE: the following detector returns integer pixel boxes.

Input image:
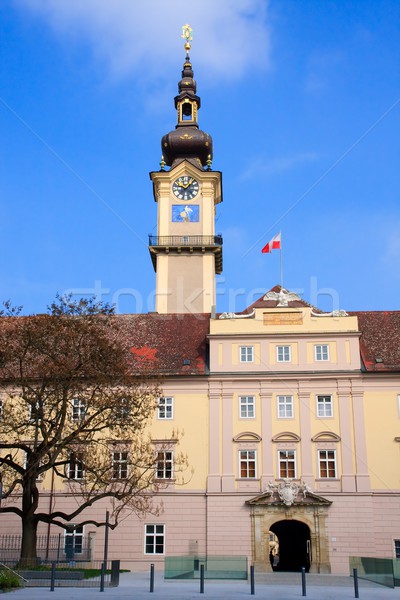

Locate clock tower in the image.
[149,26,223,314]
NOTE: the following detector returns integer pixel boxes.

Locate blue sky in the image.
[0,0,399,314]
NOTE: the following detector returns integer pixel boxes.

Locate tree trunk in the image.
[19,515,38,566]
[19,474,39,567]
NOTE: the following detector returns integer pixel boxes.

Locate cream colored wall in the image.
[211,307,359,335]
[363,386,400,489]
[151,382,209,490]
[209,306,361,372]
[210,335,360,373]
[166,254,214,313]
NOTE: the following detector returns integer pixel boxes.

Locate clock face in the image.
[172,176,199,200]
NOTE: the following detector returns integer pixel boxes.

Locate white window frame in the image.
[318,449,337,478]
[397,394,400,417]
[111,450,129,480]
[24,452,43,481]
[67,452,84,480]
[239,346,254,363]
[0,399,3,418]
[29,401,43,423]
[158,397,174,420]
[277,395,294,419]
[278,449,297,479]
[315,344,329,361]
[239,395,255,419]
[156,450,174,479]
[239,449,257,479]
[144,524,165,555]
[276,345,291,362]
[64,525,84,555]
[114,397,130,420]
[71,398,86,422]
[316,395,333,417]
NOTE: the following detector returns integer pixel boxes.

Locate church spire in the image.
[161,25,213,169]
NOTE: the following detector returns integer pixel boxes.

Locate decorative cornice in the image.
[311,431,341,442]
[271,432,301,443]
[233,432,262,442]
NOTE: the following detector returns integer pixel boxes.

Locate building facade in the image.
[1,35,400,575]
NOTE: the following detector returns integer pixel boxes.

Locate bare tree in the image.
[0,296,181,565]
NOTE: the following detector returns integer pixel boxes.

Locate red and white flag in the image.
[261,232,281,253]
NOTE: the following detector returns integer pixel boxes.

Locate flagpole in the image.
[280,232,283,291]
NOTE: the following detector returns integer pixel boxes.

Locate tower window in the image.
[182,103,192,120]
[179,100,196,122]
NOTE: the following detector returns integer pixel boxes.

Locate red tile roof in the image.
[118,313,210,375]
[350,311,400,372]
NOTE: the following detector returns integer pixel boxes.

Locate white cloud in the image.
[18,0,271,84]
[239,152,318,181]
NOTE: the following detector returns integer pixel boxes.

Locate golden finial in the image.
[181,24,193,57]
[160,155,166,171]
[206,154,212,171]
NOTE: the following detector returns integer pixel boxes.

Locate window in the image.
[68,452,84,480]
[239,450,256,478]
[239,396,255,418]
[315,344,329,361]
[277,345,291,362]
[0,400,2,418]
[317,395,333,417]
[24,452,43,480]
[71,398,86,422]
[156,451,173,479]
[114,397,130,420]
[65,525,84,556]
[240,346,254,363]
[278,450,296,478]
[277,395,294,418]
[111,451,128,480]
[29,401,43,423]
[158,397,174,420]
[318,449,336,478]
[145,524,165,555]
[394,540,400,558]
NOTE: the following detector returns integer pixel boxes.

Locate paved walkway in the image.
[4,571,399,599]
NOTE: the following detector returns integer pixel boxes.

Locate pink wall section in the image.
[2,490,400,574]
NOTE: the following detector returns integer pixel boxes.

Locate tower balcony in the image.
[148,235,223,274]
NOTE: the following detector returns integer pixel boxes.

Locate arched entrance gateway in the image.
[270,520,311,572]
[246,480,332,573]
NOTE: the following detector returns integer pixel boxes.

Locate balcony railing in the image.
[148,235,223,274]
[148,235,223,247]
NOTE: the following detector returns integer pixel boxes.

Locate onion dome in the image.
[161,26,213,169]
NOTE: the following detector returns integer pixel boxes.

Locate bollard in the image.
[150,563,155,593]
[100,561,105,592]
[200,563,205,594]
[301,567,306,597]
[250,565,255,595]
[353,567,359,598]
[50,561,56,592]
